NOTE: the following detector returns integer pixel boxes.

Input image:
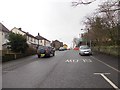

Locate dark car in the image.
[37,46,55,58]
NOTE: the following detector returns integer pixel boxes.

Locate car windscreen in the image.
[38,46,46,49]
[80,46,89,49]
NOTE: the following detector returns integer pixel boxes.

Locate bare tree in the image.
[82,0,119,47]
[72,0,120,12]
[72,0,96,6]
[97,0,118,45]
[98,1,120,12]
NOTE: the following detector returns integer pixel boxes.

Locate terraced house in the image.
[11,27,51,49]
[36,33,51,46]
[11,27,39,49]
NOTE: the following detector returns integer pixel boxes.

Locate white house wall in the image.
[2,32,9,45]
[46,41,51,46]
[0,30,9,53]
[0,31,2,50]
[39,40,42,46]
[42,40,45,46]
[35,39,38,45]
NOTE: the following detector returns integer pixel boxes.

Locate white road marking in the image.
[88,59,92,62]
[82,59,92,63]
[94,73,110,75]
[65,59,92,63]
[65,59,79,63]
[94,73,119,90]
[91,56,120,73]
[82,59,86,62]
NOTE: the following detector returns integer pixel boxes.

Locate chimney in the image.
[18,28,22,30]
[38,33,40,36]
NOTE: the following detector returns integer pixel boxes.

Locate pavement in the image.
[2,50,120,89]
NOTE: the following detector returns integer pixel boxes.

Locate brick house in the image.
[51,40,63,50]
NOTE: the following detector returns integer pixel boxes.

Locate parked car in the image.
[79,45,92,55]
[37,46,55,58]
[74,47,79,50]
[59,47,65,51]
[67,48,70,50]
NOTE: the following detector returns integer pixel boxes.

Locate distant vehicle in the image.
[67,48,70,50]
[59,47,65,51]
[74,47,79,50]
[37,46,55,58]
[79,45,92,55]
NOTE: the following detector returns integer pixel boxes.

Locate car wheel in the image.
[90,53,93,55]
[53,53,55,56]
[38,55,40,58]
[80,54,83,56]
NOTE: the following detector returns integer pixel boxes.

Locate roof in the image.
[26,33,38,39]
[11,27,38,39]
[36,35,51,42]
[54,40,60,42]
[0,23,10,33]
[53,40,61,42]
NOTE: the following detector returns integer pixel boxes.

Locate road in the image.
[2,50,120,89]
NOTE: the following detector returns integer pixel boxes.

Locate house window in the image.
[31,38,33,41]
[34,38,36,43]
[27,36,29,40]
[44,40,46,45]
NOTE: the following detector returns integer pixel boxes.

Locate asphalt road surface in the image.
[2,50,120,89]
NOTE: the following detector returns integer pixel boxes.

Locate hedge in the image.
[92,46,120,56]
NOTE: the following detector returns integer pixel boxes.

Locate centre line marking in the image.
[94,73,119,90]
[90,56,120,73]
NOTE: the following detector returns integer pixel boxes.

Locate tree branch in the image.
[72,0,96,6]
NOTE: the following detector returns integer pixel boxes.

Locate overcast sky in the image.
[0,0,104,47]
